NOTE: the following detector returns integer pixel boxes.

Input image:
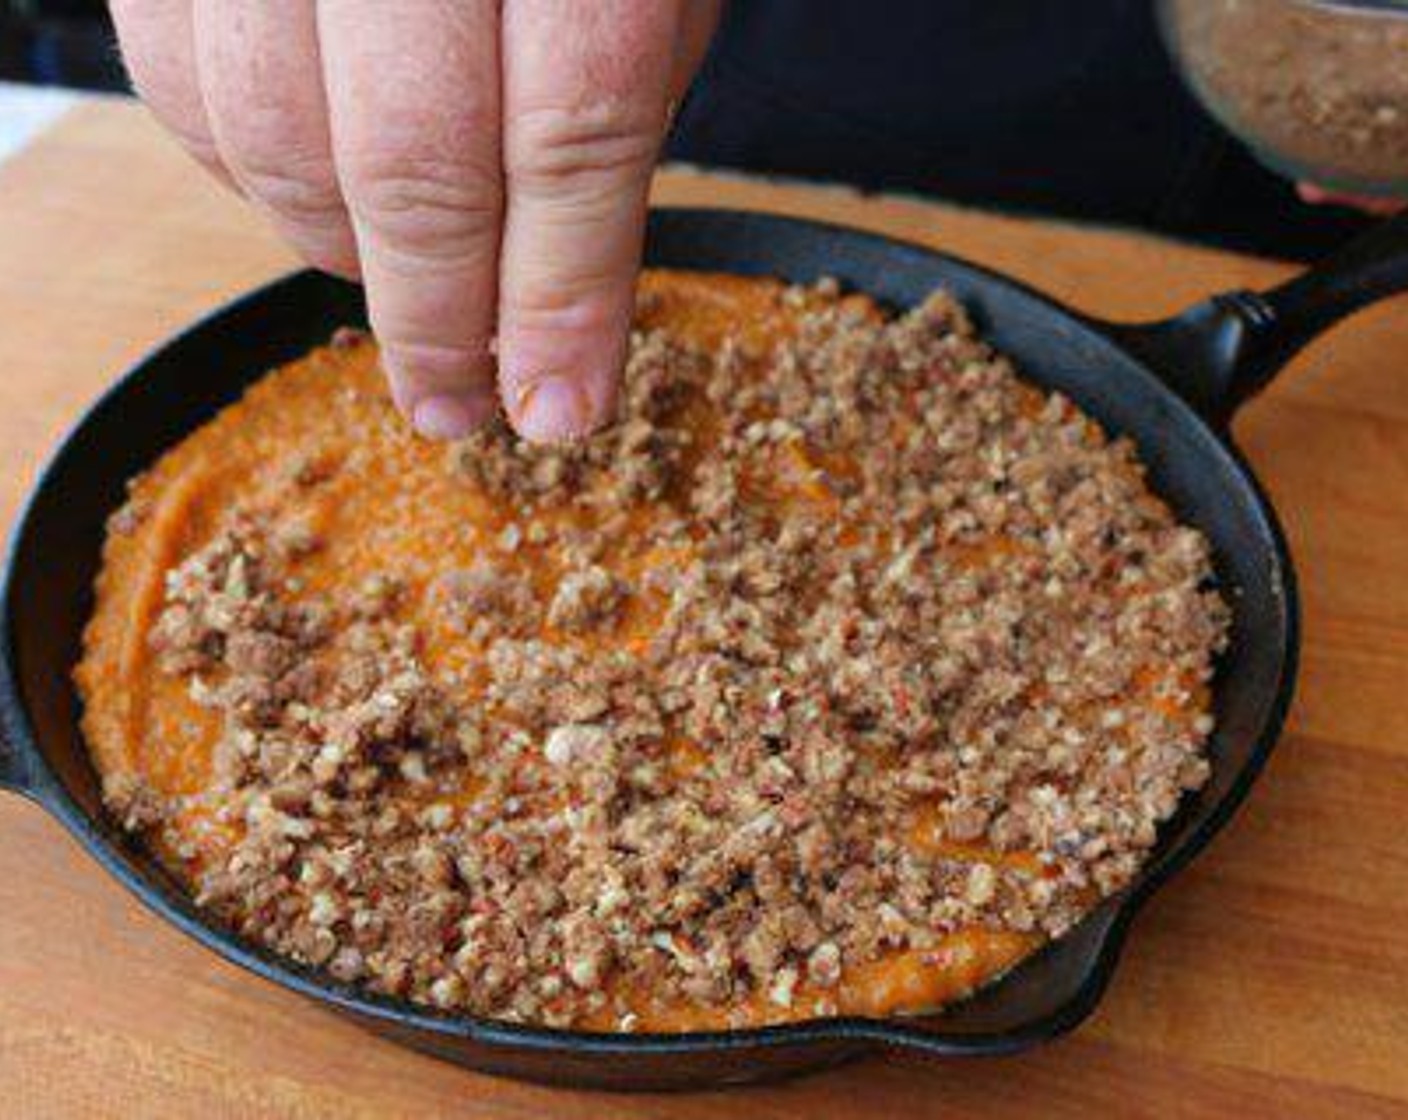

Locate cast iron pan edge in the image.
[2,207,1405,1088]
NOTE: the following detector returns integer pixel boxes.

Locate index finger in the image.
[317,0,503,439]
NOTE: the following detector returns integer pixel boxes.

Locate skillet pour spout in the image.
[2,207,1407,1089]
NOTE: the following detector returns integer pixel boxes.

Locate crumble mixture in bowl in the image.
[76,270,1228,1032]
[1162,0,1408,197]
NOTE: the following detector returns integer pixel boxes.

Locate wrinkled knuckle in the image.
[342,153,501,259]
[234,156,346,228]
[509,275,620,331]
[506,102,660,195]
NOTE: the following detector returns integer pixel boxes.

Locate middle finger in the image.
[318,0,505,438]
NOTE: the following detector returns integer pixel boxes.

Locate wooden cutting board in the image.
[1,100,1406,1119]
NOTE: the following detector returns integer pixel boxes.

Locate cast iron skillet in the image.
[3,208,1407,1091]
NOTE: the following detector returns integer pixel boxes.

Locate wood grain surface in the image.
[1,100,1406,1119]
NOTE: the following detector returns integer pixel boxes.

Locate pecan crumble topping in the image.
[85,273,1228,1031]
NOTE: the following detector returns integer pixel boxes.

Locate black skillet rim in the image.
[0,208,1300,1059]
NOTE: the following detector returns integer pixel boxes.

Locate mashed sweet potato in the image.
[77,270,1225,1031]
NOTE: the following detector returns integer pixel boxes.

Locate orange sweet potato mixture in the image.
[77,270,1227,1031]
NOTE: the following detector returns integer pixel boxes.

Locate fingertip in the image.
[508,371,616,443]
[497,293,632,443]
[1297,180,1405,215]
[266,215,360,280]
[304,244,362,283]
[379,337,499,440]
[411,389,498,441]
[1296,182,1329,205]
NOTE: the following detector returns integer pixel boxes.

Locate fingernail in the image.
[514,376,594,443]
[410,391,495,441]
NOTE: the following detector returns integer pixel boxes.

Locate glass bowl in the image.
[1160,0,1408,198]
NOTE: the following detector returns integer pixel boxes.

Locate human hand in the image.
[111,1,723,442]
[1298,182,1406,217]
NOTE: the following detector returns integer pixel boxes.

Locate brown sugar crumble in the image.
[81,271,1228,1031]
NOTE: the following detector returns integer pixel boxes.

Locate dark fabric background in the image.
[668,0,1371,260]
[3,0,1374,260]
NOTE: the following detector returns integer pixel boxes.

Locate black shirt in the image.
[669,1,1369,260]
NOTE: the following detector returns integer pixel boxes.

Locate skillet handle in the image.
[1114,210,1408,423]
